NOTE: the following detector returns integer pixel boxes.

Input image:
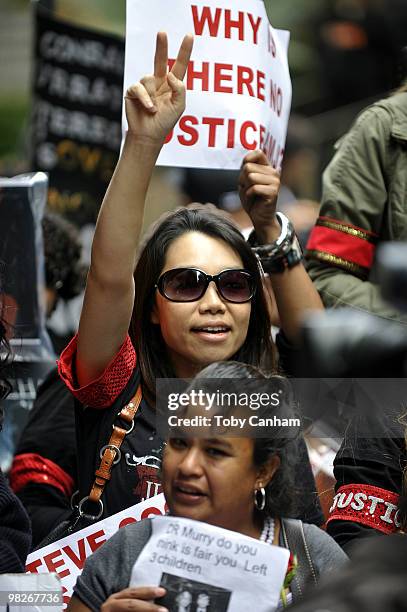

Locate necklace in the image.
[260,516,275,545]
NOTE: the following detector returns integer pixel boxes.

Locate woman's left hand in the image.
[239,150,324,342]
[238,150,281,243]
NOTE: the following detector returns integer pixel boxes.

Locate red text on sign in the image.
[270,80,283,116]
[268,27,277,57]
[168,59,266,102]
[191,6,262,45]
[165,116,285,169]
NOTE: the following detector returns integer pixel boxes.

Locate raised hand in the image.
[124,32,193,144]
[238,150,281,242]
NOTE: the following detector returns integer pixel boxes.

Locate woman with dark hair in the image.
[0,295,31,571]
[42,211,86,319]
[129,204,275,403]
[67,362,346,612]
[58,33,323,527]
[164,361,300,521]
[0,315,12,411]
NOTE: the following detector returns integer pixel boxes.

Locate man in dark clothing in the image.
[10,368,76,549]
[0,310,31,571]
[0,469,32,572]
[327,412,406,553]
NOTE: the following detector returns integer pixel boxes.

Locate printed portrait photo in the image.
[156,572,232,611]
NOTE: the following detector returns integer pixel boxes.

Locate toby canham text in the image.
[167,415,301,429]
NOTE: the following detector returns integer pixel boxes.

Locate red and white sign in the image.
[25,494,167,609]
[124,0,291,169]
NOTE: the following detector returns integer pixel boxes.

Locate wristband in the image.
[248,212,303,273]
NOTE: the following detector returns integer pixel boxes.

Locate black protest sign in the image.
[31,8,124,227]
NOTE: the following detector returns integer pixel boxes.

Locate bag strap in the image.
[280,518,318,600]
[78,385,142,521]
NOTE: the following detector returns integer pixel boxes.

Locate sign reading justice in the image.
[124,0,291,169]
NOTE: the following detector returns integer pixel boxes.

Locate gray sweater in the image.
[74,519,347,611]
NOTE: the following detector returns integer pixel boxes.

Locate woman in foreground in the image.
[67,362,347,612]
[57,30,323,527]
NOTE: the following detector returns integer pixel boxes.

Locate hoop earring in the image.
[254,487,266,511]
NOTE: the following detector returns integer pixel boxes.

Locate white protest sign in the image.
[26,494,167,609]
[130,516,289,611]
[124,0,291,169]
[0,573,61,612]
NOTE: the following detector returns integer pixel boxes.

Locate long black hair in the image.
[0,292,12,427]
[130,206,275,402]
[178,360,300,519]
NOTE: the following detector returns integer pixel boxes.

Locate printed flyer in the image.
[130,515,290,611]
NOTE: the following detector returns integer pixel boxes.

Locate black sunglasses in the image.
[155,268,256,303]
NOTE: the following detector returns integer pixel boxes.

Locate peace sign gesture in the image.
[125,32,193,144]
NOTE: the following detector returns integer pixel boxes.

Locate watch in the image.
[248,212,303,273]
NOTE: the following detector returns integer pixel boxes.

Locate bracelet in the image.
[248,212,303,273]
[248,212,294,255]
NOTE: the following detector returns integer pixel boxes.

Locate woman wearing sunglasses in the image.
[58,33,323,526]
[67,362,346,612]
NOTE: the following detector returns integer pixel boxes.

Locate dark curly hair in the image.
[0,292,12,428]
[42,212,86,303]
[175,360,300,519]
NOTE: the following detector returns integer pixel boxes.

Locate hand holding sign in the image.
[100,586,167,612]
[124,32,194,144]
[239,150,281,242]
[124,1,292,169]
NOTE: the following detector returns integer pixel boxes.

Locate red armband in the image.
[327,484,401,534]
[306,216,379,278]
[10,453,74,498]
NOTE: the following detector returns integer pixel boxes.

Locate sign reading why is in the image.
[124,0,291,169]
